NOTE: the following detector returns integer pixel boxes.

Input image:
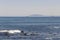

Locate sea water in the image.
[0,17,60,40]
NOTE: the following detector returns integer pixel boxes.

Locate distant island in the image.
[27,14,51,17]
[27,14,59,17]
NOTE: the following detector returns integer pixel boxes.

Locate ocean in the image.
[0,17,60,40]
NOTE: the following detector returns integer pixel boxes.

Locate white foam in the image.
[0,30,21,34]
[54,26,60,29]
[8,30,21,34]
[0,30,8,32]
[45,37,52,39]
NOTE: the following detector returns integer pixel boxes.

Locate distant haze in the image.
[0,0,60,16]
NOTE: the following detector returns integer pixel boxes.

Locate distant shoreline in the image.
[0,16,60,17]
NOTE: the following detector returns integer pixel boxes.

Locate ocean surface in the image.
[0,17,60,40]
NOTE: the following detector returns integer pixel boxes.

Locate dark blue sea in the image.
[0,17,60,40]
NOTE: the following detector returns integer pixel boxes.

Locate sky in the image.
[0,0,60,16]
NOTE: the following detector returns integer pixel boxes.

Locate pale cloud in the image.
[0,6,60,16]
[27,6,60,16]
[0,0,60,16]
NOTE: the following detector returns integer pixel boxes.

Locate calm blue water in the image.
[0,17,60,40]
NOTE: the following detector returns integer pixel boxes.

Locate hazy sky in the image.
[0,0,60,16]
